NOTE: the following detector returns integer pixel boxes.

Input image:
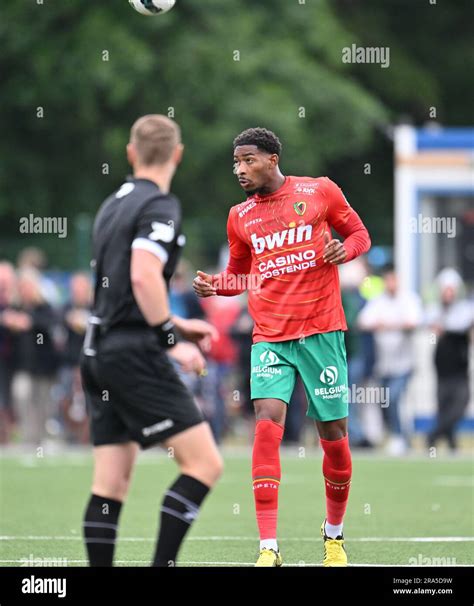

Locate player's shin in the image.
[320,434,352,538]
[252,419,284,551]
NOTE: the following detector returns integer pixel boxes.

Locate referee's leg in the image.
[151,421,223,567]
[92,442,139,501]
[83,443,139,566]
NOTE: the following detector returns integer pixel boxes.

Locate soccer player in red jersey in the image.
[194,128,371,566]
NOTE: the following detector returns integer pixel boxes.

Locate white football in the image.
[129,0,176,16]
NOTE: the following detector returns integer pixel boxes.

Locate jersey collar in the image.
[127,175,161,191]
[252,176,291,202]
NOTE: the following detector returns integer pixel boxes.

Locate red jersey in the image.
[214,176,371,343]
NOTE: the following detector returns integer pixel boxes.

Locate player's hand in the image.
[168,342,207,376]
[193,271,217,298]
[323,232,347,265]
[172,317,218,352]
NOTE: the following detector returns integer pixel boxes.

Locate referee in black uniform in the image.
[81,115,223,567]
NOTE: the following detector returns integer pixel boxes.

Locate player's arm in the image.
[194,207,252,298]
[323,178,371,265]
[130,250,205,373]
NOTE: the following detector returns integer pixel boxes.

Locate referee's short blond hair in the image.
[130,115,181,166]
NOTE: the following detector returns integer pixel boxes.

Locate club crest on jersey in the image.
[294,201,306,216]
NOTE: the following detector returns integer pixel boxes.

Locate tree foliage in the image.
[0,0,471,267]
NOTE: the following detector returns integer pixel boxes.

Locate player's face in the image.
[233,145,276,195]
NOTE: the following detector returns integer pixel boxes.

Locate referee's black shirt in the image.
[91,177,185,333]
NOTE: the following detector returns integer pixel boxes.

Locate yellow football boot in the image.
[255,548,283,567]
[321,521,348,567]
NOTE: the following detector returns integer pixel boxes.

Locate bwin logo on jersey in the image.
[149,221,175,243]
[320,366,338,385]
[259,350,279,366]
[251,224,312,254]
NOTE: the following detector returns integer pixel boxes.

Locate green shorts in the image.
[250,331,349,422]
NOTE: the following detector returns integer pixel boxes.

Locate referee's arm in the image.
[131,248,171,325]
[131,249,207,375]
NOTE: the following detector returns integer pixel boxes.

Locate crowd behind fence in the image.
[0,248,472,454]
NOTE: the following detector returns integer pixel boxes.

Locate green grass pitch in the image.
[1,450,472,566]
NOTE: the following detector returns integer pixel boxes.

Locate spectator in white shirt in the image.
[358,265,422,455]
[425,268,473,452]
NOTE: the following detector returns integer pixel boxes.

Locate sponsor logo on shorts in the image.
[259,350,279,365]
[319,365,338,385]
[315,365,347,400]
[142,419,174,437]
[252,350,282,378]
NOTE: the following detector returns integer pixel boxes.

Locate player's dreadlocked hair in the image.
[233,127,282,156]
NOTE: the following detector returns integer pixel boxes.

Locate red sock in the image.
[252,419,284,540]
[320,434,352,526]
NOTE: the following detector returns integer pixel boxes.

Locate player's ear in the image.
[269,153,279,168]
[126,143,136,167]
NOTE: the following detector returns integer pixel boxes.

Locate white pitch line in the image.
[0,559,471,567]
[2,451,474,464]
[433,476,474,487]
[1,535,473,542]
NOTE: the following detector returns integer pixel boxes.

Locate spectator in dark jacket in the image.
[7,269,59,445]
[57,272,92,443]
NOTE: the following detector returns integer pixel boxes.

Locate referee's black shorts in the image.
[80,328,205,449]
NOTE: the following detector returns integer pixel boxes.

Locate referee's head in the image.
[127,114,183,173]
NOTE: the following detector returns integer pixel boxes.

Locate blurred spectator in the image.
[230,301,254,415]
[56,272,92,443]
[425,268,474,451]
[0,262,18,443]
[340,259,374,448]
[358,265,422,455]
[9,269,60,445]
[170,260,205,320]
[17,247,61,307]
[200,294,241,443]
